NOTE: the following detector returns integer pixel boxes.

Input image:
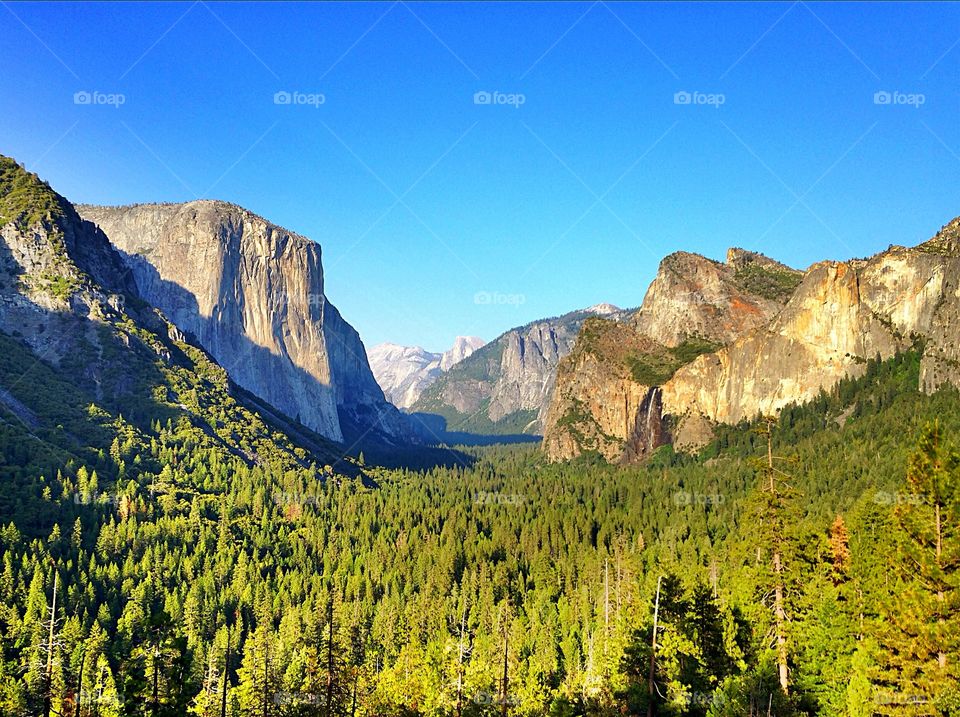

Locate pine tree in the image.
[237,599,282,717]
[876,423,960,714]
[749,417,800,697]
[829,515,851,585]
[451,599,472,717]
[319,597,350,717]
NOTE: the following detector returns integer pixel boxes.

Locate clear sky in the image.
[2,2,959,352]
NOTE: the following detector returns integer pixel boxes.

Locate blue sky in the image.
[2,2,959,352]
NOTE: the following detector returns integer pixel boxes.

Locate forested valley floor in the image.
[1,347,958,716]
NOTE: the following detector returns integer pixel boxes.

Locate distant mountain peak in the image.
[441,336,486,371]
[584,302,621,315]
[370,335,485,409]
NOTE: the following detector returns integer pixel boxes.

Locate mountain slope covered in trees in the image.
[2,333,959,714]
[2,156,959,716]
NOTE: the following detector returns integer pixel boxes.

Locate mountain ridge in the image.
[410,303,629,435]
[542,223,960,463]
[0,155,351,473]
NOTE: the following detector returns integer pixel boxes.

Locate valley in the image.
[2,151,959,715]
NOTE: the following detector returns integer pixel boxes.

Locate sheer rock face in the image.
[541,319,668,463]
[543,251,792,462]
[660,260,903,424]
[631,250,793,347]
[490,320,572,425]
[411,305,623,434]
[544,220,960,464]
[77,201,411,445]
[662,241,960,427]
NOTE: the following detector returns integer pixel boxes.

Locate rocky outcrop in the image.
[412,305,623,435]
[0,155,345,470]
[659,261,901,425]
[78,201,411,445]
[632,250,799,347]
[544,219,960,464]
[0,158,191,412]
[543,251,794,461]
[662,238,960,429]
[440,336,486,371]
[541,318,669,462]
[0,157,146,377]
[368,336,484,409]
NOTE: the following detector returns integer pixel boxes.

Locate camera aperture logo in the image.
[474,90,526,108]
[74,91,126,108]
[274,90,326,108]
[873,90,925,108]
[674,90,725,108]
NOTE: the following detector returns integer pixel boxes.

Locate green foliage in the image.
[415,403,538,436]
[627,338,720,386]
[0,335,959,715]
[0,156,65,231]
[873,422,960,714]
[733,263,804,302]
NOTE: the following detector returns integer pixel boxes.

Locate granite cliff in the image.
[0,154,344,468]
[78,201,411,445]
[543,221,960,463]
[411,304,623,435]
[543,251,795,461]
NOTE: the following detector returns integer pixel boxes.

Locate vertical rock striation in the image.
[78,201,411,445]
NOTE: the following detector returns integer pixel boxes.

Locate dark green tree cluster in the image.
[1,341,959,716]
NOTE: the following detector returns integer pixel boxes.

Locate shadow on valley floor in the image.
[348,443,480,471]
[407,412,541,447]
[240,388,480,472]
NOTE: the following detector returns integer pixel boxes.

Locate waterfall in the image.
[645,387,661,453]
